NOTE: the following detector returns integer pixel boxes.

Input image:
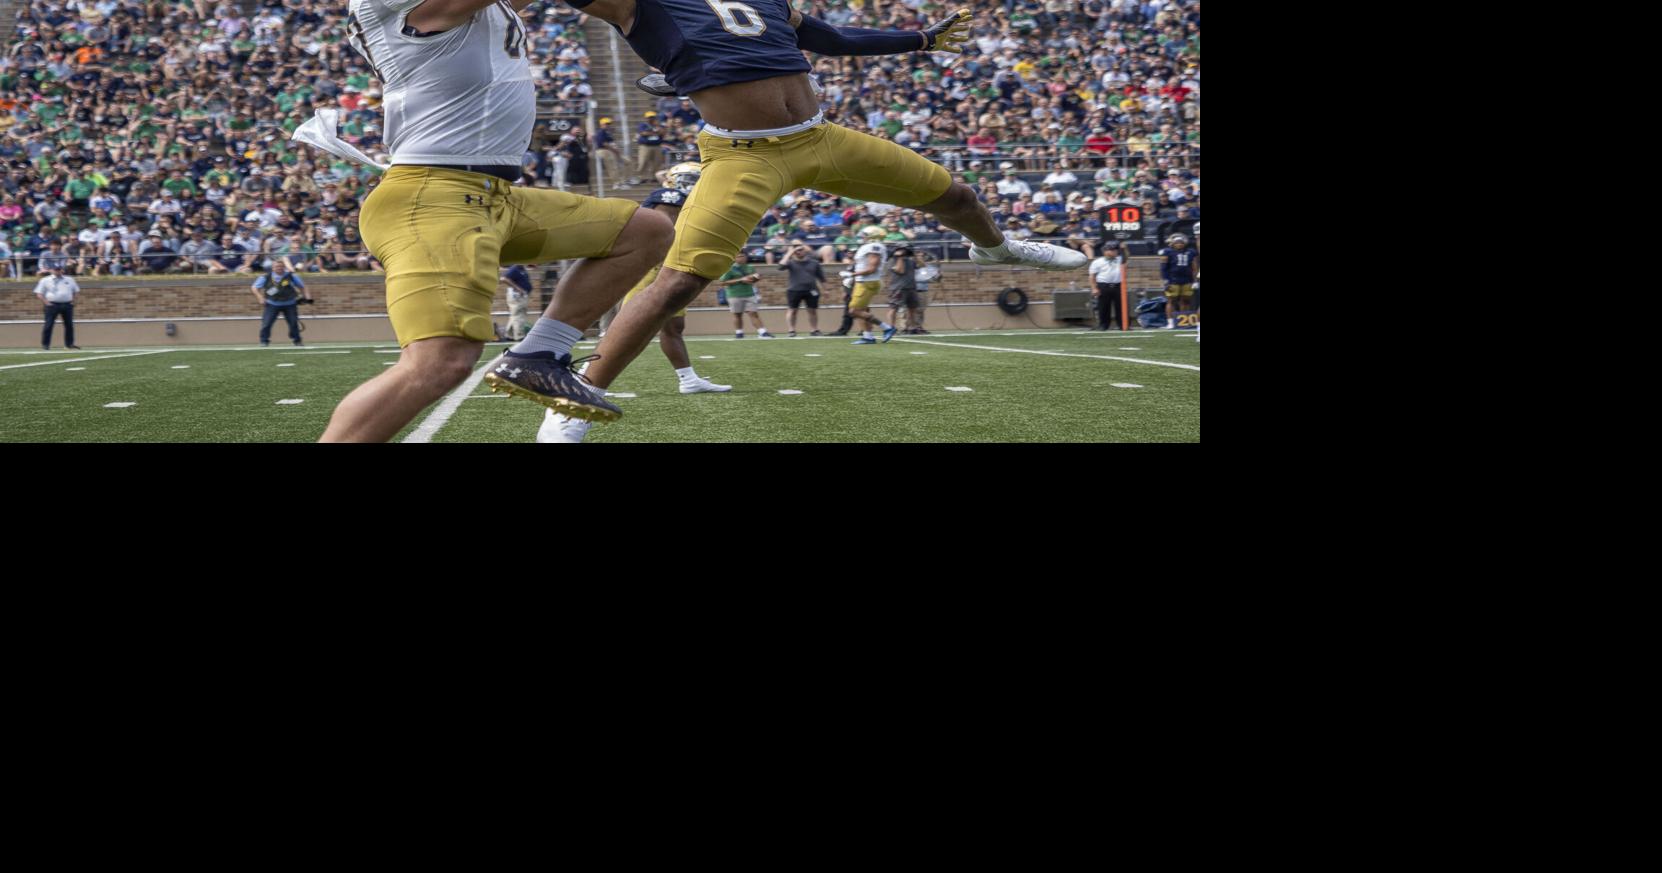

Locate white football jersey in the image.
[346,0,534,165]
[854,242,888,282]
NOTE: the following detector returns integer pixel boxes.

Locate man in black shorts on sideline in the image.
[778,243,826,337]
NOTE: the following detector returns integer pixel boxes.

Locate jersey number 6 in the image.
[704,0,767,37]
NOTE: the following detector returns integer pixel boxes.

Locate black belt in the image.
[419,164,521,183]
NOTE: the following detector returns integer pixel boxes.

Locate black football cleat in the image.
[482,351,623,423]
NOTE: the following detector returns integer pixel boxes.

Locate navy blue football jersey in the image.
[619,0,811,95]
[641,187,689,210]
[1160,247,1199,284]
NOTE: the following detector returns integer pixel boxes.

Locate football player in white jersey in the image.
[845,226,898,344]
[314,0,672,442]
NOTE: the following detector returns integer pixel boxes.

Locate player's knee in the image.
[926,182,978,217]
[658,269,708,310]
[629,207,675,258]
[413,358,473,395]
[406,344,478,394]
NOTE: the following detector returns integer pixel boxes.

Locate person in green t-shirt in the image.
[877,112,903,139]
[162,170,196,198]
[832,230,859,262]
[203,165,237,190]
[65,173,97,204]
[715,252,776,339]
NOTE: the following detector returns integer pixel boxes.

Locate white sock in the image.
[862,331,874,339]
[576,362,607,397]
[879,322,892,331]
[675,366,697,382]
[976,240,1011,257]
[511,318,582,358]
[735,331,743,337]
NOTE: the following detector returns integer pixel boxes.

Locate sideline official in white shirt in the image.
[1087,242,1126,331]
[34,266,80,350]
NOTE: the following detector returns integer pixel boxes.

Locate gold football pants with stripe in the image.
[664,123,953,280]
[358,166,639,347]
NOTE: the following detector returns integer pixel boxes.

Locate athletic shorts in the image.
[787,287,820,309]
[359,165,639,347]
[1166,283,1194,299]
[728,296,760,314]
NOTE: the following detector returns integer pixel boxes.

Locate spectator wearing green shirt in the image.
[65,173,98,209]
[831,229,860,264]
[202,161,238,191]
[715,252,776,339]
[161,170,196,198]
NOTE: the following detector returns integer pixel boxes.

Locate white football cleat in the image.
[536,410,593,443]
[969,238,1088,271]
[680,377,732,394]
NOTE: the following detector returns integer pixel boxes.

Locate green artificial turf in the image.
[0,329,1200,442]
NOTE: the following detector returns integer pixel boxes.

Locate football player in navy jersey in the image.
[1159,234,1200,329]
[557,0,1087,401]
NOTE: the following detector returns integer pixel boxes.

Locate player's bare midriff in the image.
[684,74,821,132]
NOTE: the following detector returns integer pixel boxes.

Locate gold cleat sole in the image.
[481,373,622,423]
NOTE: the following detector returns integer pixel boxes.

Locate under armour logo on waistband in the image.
[464,194,484,205]
[731,139,755,148]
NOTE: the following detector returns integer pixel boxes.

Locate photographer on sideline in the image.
[252,260,313,347]
[887,243,921,336]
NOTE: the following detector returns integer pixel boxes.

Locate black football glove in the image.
[921,9,973,53]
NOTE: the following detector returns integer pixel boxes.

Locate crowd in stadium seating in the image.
[0,0,593,276]
[1,0,1197,277]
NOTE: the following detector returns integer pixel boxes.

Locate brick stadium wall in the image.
[1,258,1167,321]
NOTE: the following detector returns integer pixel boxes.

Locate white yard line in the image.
[401,363,494,444]
[0,350,170,370]
[889,338,1200,371]
[0,330,1188,357]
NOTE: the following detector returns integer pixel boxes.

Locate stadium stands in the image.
[2,0,1198,274]
[0,0,596,276]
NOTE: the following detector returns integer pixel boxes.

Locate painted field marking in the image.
[699,355,715,360]
[280,351,351,355]
[276,363,295,367]
[374,349,403,354]
[1119,348,1142,351]
[608,392,637,399]
[1110,383,1144,389]
[910,352,928,355]
[890,338,1200,372]
[804,354,822,357]
[945,386,974,392]
[0,350,169,371]
[172,365,191,369]
[103,402,136,408]
[276,399,304,405]
[402,362,493,444]
[382,362,396,366]
[778,389,803,395]
[65,367,86,371]
[465,394,508,400]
